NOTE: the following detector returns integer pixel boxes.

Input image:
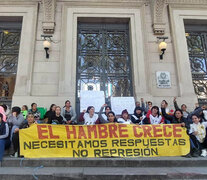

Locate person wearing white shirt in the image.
[84,106,98,125]
[189,114,207,157]
[98,104,112,124]
[117,109,132,124]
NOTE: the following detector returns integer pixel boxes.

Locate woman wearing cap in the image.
[117,109,132,124]
[131,107,146,125]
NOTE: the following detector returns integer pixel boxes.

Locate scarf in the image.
[134,113,143,119]
[197,123,206,143]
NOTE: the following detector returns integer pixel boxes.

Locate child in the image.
[189,114,207,157]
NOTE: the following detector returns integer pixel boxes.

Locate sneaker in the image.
[192,149,200,157]
[201,149,207,157]
[183,153,192,158]
[10,152,18,158]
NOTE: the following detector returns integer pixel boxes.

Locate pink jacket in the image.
[0,106,6,122]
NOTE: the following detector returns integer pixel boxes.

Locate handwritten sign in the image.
[80,90,105,112]
[111,97,135,115]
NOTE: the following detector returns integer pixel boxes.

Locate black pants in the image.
[12,132,19,155]
[190,134,207,150]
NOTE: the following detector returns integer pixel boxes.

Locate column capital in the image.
[150,0,166,35]
[42,0,56,34]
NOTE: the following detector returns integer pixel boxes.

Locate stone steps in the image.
[1,157,207,180]
[0,167,207,180]
[1,156,207,167]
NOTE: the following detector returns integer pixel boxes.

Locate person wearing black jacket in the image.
[161,107,188,128]
[173,97,189,118]
[44,104,56,124]
[131,107,145,124]
[161,103,204,129]
[162,104,205,157]
[50,106,66,124]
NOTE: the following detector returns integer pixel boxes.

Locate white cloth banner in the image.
[80,91,105,112]
[111,97,135,115]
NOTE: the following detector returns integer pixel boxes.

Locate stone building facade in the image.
[0,0,207,111]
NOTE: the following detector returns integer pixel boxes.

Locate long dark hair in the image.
[0,104,7,112]
[151,106,160,117]
[107,111,117,123]
[86,106,94,113]
[105,106,111,115]
[174,109,183,119]
[162,100,168,105]
[12,106,21,116]
[0,113,6,135]
[49,104,56,111]
[0,113,3,121]
[31,103,37,108]
[192,114,202,123]
[22,105,28,111]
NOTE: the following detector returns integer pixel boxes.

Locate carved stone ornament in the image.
[166,0,207,4]
[150,0,166,35]
[42,0,56,34]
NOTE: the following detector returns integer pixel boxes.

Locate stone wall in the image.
[0,0,205,111]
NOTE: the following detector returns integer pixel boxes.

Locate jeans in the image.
[0,139,5,161]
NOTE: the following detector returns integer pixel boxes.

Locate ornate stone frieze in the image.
[150,0,166,35]
[42,0,56,34]
[166,0,207,4]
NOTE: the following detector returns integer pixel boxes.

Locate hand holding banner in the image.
[20,124,190,158]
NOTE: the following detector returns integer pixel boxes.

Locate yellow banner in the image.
[19,124,190,158]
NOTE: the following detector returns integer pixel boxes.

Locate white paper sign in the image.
[80,91,105,112]
[111,97,135,115]
[156,71,171,88]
